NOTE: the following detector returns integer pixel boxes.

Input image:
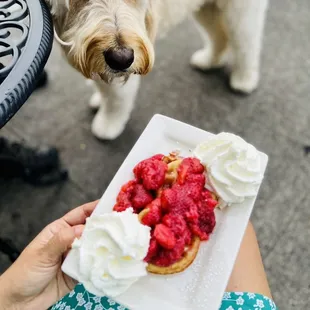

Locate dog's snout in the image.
[104,48,134,71]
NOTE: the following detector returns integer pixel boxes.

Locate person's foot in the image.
[35,70,48,90]
[0,237,20,262]
[0,137,68,185]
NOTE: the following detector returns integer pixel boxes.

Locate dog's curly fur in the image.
[46,0,269,140]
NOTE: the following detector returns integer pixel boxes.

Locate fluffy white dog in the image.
[47,0,269,140]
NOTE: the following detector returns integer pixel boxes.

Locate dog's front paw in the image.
[91,110,126,140]
[190,48,214,70]
[230,69,259,94]
[89,92,102,110]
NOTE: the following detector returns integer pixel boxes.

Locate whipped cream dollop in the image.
[194,132,263,208]
[72,208,151,297]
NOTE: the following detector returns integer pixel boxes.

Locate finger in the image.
[44,227,76,263]
[73,224,85,238]
[62,225,85,260]
[62,200,99,226]
[28,202,96,251]
[27,219,69,250]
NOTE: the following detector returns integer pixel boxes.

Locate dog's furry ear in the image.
[45,0,69,18]
[145,1,158,43]
[45,0,70,39]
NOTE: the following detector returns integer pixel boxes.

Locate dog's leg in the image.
[87,80,104,110]
[191,3,229,70]
[91,75,140,140]
[89,92,103,110]
[221,0,268,94]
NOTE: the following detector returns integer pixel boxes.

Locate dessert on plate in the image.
[68,132,264,298]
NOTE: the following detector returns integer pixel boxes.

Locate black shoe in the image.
[0,237,20,262]
[0,137,68,185]
[35,70,48,90]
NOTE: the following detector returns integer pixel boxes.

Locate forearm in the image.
[0,273,21,310]
[226,221,272,298]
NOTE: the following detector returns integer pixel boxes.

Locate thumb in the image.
[44,226,76,263]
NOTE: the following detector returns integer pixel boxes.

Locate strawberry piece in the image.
[131,184,153,211]
[150,154,165,161]
[144,236,159,262]
[120,180,137,193]
[201,189,218,209]
[162,213,192,245]
[183,226,192,245]
[185,203,199,224]
[161,184,199,216]
[186,174,205,188]
[177,158,204,184]
[154,224,176,250]
[133,154,164,180]
[113,202,131,212]
[113,180,138,212]
[185,182,204,201]
[113,191,132,212]
[142,160,167,190]
[133,156,167,190]
[151,237,186,267]
[186,157,205,174]
[141,198,162,227]
[171,187,197,215]
[161,188,177,211]
[162,213,186,237]
[191,201,216,240]
[205,198,218,209]
[201,189,214,200]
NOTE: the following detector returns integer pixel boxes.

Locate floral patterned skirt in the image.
[50,284,278,310]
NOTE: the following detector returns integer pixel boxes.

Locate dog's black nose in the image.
[104,48,134,71]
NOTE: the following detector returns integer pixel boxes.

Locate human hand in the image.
[0,200,98,310]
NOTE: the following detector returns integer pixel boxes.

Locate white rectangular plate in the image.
[62,114,268,310]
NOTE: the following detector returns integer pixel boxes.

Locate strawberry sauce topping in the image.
[113,154,217,267]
